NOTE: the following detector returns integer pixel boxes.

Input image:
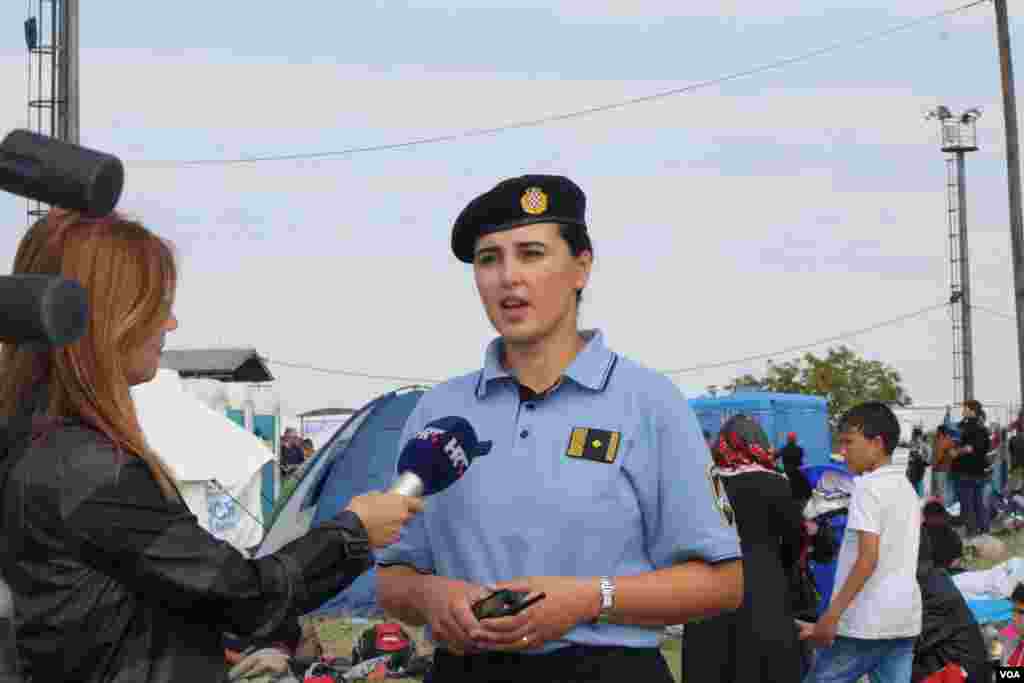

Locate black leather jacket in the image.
[0,420,373,683]
[951,417,991,477]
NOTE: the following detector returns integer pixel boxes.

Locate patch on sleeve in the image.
[705,464,735,527]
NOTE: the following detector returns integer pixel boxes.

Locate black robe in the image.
[684,470,804,683]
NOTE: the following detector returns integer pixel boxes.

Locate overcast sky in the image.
[1,1,1022,425]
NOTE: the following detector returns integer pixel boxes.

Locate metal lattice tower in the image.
[946,156,967,405]
[24,0,79,224]
[929,105,982,404]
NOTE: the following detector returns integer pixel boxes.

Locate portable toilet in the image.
[689,391,831,466]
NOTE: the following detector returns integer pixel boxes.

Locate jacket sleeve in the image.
[52,453,373,640]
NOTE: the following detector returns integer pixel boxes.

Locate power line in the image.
[262,357,443,385]
[263,301,949,381]
[662,301,949,376]
[973,303,1017,321]
[129,0,988,168]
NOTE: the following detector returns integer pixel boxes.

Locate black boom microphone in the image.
[0,275,88,347]
[0,130,125,346]
[0,129,123,218]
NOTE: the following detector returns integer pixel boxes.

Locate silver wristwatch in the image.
[596,576,615,624]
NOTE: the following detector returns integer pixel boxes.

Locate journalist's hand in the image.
[344,491,424,548]
[421,577,496,657]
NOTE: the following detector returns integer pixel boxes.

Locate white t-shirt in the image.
[831,463,922,638]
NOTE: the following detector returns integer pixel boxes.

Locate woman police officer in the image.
[377,175,743,682]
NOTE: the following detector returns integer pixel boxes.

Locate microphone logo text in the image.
[416,427,470,474]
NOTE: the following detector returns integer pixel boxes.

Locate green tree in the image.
[726,345,911,428]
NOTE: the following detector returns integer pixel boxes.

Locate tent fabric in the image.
[256,387,426,617]
[132,368,274,552]
[132,369,272,485]
[179,473,267,552]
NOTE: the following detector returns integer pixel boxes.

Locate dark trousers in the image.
[426,645,675,683]
[955,475,989,537]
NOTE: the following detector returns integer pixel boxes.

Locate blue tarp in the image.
[689,392,832,466]
[966,598,1013,626]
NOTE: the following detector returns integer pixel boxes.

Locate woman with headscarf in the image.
[684,414,804,683]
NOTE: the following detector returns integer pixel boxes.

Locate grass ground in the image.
[235,525,1021,682]
[300,617,682,683]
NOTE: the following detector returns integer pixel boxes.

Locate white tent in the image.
[132,369,273,552]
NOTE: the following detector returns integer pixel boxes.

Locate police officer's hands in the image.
[471,576,597,652]
[421,577,496,656]
[344,492,424,549]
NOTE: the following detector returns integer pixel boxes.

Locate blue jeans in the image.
[803,636,915,683]
[956,474,989,536]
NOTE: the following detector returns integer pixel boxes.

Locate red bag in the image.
[921,662,967,683]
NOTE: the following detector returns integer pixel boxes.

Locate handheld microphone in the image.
[390,416,493,497]
[0,129,124,217]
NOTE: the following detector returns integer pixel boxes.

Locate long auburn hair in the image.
[0,209,179,499]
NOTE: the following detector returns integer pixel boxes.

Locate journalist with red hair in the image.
[0,210,421,683]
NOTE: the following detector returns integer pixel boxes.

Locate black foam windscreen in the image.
[0,130,123,217]
[0,275,88,347]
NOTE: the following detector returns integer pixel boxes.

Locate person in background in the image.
[999,583,1024,667]
[684,414,803,683]
[952,401,992,539]
[799,402,922,683]
[279,428,305,477]
[909,531,988,682]
[780,432,813,510]
[906,426,929,498]
[921,500,964,574]
[932,425,959,511]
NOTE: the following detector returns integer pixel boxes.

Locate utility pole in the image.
[994,0,1024,414]
[59,0,79,144]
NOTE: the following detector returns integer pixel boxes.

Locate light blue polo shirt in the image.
[376,329,741,652]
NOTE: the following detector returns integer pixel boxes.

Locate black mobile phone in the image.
[471,589,547,620]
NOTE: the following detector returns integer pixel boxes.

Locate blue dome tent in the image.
[256,385,427,616]
[689,392,832,466]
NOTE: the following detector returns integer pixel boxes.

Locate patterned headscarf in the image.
[712,414,777,474]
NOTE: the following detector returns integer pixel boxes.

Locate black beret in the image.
[451,174,587,263]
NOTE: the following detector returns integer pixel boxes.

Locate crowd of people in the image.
[0,175,1021,683]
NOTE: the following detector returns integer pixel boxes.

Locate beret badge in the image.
[520,187,549,216]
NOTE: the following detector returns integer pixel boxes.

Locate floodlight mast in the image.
[927,106,981,404]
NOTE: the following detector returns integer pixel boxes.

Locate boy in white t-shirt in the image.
[799,402,922,683]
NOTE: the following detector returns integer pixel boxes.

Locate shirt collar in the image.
[475,329,618,399]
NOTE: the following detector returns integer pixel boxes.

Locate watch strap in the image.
[595,576,615,624]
